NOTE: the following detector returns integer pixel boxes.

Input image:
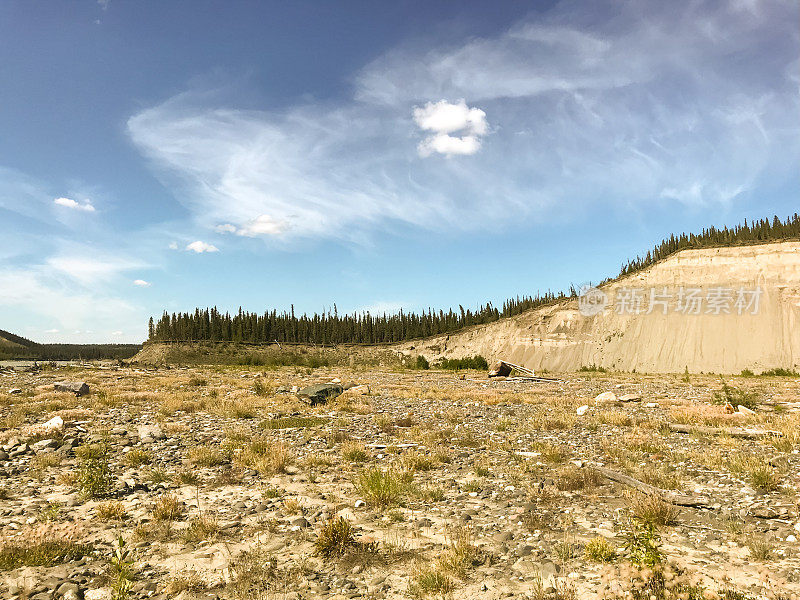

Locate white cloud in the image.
[168,241,179,250]
[217,214,286,237]
[186,240,219,253]
[44,328,59,334]
[413,99,487,135]
[413,99,488,157]
[111,330,123,336]
[0,267,140,339]
[418,134,482,158]
[47,254,142,285]
[133,279,151,287]
[128,0,800,240]
[54,197,95,212]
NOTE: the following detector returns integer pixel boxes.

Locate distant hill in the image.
[0,329,142,361]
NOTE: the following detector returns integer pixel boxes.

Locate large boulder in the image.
[297,383,343,406]
[488,361,513,378]
[54,381,90,396]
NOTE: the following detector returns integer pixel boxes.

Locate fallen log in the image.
[667,423,782,439]
[594,466,712,508]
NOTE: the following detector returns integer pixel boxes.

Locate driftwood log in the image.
[595,466,712,508]
[667,423,781,439]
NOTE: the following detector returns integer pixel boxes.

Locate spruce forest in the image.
[149,213,800,346]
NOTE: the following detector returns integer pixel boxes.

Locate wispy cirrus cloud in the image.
[128,0,800,244]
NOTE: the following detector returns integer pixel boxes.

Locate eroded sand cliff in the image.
[400,241,800,373]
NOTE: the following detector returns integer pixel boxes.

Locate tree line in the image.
[618,213,800,277]
[148,292,571,345]
[0,330,141,361]
[149,213,800,346]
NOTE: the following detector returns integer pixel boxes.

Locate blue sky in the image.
[0,0,798,343]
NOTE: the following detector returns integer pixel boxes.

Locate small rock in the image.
[594,391,618,406]
[8,388,22,395]
[296,384,343,406]
[737,404,756,414]
[619,393,641,402]
[576,405,589,416]
[54,381,89,396]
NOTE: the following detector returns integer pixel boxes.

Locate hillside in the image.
[0,329,142,361]
[399,241,800,374]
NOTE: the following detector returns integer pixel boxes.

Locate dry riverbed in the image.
[1,365,799,599]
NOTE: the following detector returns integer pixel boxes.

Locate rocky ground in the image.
[1,364,800,599]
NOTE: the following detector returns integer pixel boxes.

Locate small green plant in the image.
[740,368,755,377]
[188,445,228,467]
[413,355,430,370]
[97,501,128,521]
[187,376,207,387]
[623,520,663,567]
[711,380,760,410]
[341,440,369,462]
[252,378,270,396]
[144,467,169,484]
[439,527,481,578]
[108,536,135,600]
[314,517,358,557]
[409,563,454,598]
[747,538,774,561]
[183,514,220,543]
[38,502,62,522]
[153,495,183,522]
[584,537,617,562]
[357,468,405,507]
[76,443,113,499]
[175,469,201,486]
[627,492,678,527]
[748,463,781,491]
[682,366,691,382]
[123,449,152,467]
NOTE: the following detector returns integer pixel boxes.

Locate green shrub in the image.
[76,443,113,499]
[579,364,607,372]
[584,537,618,562]
[314,517,358,557]
[711,380,760,410]
[357,468,405,507]
[760,367,799,377]
[437,355,488,370]
[413,355,430,370]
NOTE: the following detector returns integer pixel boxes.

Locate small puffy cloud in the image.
[54,197,95,212]
[111,330,123,336]
[133,279,151,287]
[168,241,179,250]
[413,99,488,157]
[217,214,286,237]
[418,134,481,158]
[55,197,93,211]
[414,99,487,135]
[44,328,59,334]
[186,241,219,253]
